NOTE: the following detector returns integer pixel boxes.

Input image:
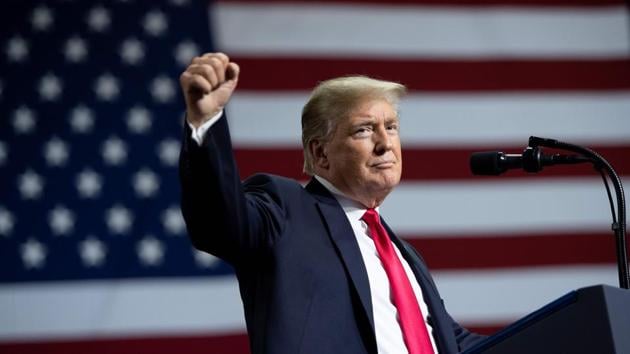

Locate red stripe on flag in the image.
[405,232,618,270]
[0,327,506,353]
[466,324,506,336]
[0,324,527,353]
[234,145,630,181]
[0,333,250,354]
[402,146,630,180]
[235,148,307,180]
[220,0,624,7]
[232,57,630,92]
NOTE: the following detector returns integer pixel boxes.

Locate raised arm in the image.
[178,53,286,265]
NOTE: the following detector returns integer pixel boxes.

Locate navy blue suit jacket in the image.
[179,114,484,354]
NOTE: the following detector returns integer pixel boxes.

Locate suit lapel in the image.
[306,179,376,335]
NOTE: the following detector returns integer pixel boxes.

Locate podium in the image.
[463,285,630,354]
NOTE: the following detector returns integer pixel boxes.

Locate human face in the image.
[323,99,402,208]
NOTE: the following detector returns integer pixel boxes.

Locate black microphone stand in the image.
[529,136,629,289]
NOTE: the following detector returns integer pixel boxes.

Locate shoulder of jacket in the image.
[244,173,305,191]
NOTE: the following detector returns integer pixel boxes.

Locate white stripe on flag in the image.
[1,266,618,340]
[434,264,618,323]
[213,3,630,58]
[383,178,629,235]
[0,277,245,341]
[227,92,630,147]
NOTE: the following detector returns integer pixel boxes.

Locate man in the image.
[179,52,484,354]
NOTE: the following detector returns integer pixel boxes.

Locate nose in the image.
[373,125,393,155]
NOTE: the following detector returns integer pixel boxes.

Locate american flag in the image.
[1,0,629,353]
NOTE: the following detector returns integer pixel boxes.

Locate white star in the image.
[21,238,47,269]
[101,136,127,165]
[162,206,185,235]
[132,168,160,198]
[31,5,54,32]
[0,141,7,166]
[119,38,145,65]
[150,75,176,103]
[6,36,29,62]
[157,138,180,166]
[76,168,103,198]
[69,105,95,133]
[126,106,152,133]
[105,204,133,235]
[87,6,111,32]
[174,40,199,67]
[64,36,88,63]
[193,249,220,268]
[43,137,69,166]
[79,236,107,267]
[48,205,75,236]
[143,10,168,36]
[18,170,44,200]
[137,235,165,266]
[94,73,120,101]
[38,73,63,101]
[0,207,15,237]
[12,106,36,134]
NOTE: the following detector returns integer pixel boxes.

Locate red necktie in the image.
[362,208,435,354]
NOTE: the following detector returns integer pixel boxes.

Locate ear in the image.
[309,139,329,170]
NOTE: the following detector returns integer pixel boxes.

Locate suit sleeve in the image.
[449,312,487,351]
[179,113,287,265]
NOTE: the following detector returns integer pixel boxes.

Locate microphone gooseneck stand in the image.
[529,136,629,289]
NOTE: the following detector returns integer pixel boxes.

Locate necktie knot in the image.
[362,208,380,226]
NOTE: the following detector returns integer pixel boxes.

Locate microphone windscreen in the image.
[470,151,504,175]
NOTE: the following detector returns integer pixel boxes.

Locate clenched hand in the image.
[179,52,240,128]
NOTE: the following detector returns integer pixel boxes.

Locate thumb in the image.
[226,62,240,83]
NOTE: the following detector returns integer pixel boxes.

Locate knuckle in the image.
[179,72,191,83]
[201,65,215,78]
[209,57,222,69]
[191,75,205,86]
[216,52,229,62]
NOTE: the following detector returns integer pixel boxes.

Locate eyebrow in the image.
[352,116,377,125]
[385,116,399,123]
[353,114,399,123]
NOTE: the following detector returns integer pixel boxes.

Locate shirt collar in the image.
[313,175,379,222]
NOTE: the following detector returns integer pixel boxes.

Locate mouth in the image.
[370,161,396,169]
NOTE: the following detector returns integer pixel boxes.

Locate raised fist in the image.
[179,52,240,128]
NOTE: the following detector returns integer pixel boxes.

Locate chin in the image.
[367,175,400,193]
[380,171,401,187]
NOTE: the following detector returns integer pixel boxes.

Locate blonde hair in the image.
[301,76,406,175]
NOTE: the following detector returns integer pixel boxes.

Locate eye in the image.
[353,126,372,137]
[386,123,399,133]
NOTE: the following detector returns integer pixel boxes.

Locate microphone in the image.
[470,146,590,175]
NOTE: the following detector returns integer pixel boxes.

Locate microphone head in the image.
[470,151,506,175]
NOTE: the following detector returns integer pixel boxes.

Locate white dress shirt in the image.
[189,110,223,145]
[189,113,439,353]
